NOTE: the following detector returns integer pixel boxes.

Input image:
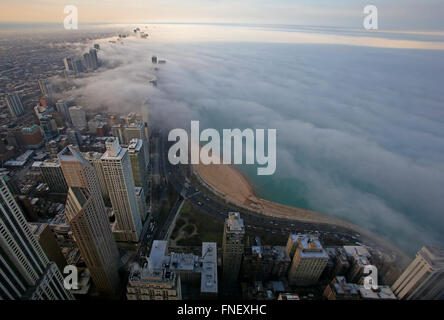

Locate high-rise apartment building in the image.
[66,129,82,146]
[125,122,150,168]
[69,106,87,130]
[28,223,67,272]
[82,151,109,199]
[63,57,74,73]
[90,49,99,68]
[287,234,328,286]
[128,138,149,195]
[5,93,25,118]
[56,100,72,124]
[37,159,68,194]
[58,146,121,297]
[39,115,58,140]
[222,212,245,286]
[21,125,44,149]
[38,78,52,98]
[343,245,372,283]
[101,138,142,242]
[135,187,147,222]
[111,124,126,145]
[73,59,85,74]
[391,246,444,300]
[0,176,74,300]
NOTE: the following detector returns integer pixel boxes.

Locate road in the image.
[160,131,369,247]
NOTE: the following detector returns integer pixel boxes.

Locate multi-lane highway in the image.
[160,131,365,247]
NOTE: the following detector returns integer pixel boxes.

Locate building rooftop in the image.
[420,246,444,269]
[128,138,142,153]
[148,240,169,271]
[291,234,328,259]
[102,137,126,159]
[344,245,371,267]
[28,222,47,237]
[226,212,245,232]
[331,276,358,296]
[58,145,90,166]
[201,242,218,294]
[134,187,143,196]
[129,241,218,295]
[358,285,397,300]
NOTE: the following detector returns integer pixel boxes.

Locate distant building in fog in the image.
[69,106,87,130]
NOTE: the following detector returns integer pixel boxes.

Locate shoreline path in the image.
[193,162,411,268]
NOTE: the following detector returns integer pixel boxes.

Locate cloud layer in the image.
[60,25,444,254]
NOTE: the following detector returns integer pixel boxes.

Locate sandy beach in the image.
[194,162,411,266]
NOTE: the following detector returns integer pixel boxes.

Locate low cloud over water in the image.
[63,24,444,254]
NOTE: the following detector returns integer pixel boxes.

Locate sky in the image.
[1,0,444,30]
[48,24,444,255]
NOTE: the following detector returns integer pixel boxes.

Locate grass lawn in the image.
[172,201,224,246]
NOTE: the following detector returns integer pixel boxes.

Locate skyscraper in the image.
[56,100,72,124]
[134,187,147,222]
[21,124,44,149]
[101,138,142,242]
[90,48,99,68]
[391,246,444,300]
[287,234,328,286]
[58,146,121,297]
[83,49,99,70]
[128,138,149,196]
[83,151,109,200]
[0,175,74,300]
[63,57,74,73]
[126,121,150,168]
[69,106,87,130]
[73,59,85,74]
[222,212,245,287]
[38,78,51,98]
[5,93,25,118]
[39,115,58,140]
[37,159,68,194]
[28,223,67,272]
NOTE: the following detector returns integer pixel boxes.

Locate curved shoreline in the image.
[193,162,411,268]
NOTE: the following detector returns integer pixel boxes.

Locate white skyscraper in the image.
[69,106,87,130]
[0,176,74,300]
[101,138,142,242]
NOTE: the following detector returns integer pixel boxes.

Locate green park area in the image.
[170,202,223,247]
